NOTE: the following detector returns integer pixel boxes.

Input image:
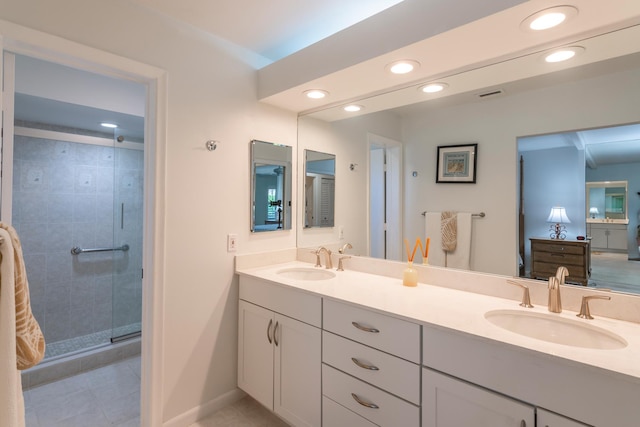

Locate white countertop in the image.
[236,260,640,382]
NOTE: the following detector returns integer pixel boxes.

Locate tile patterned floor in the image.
[190,396,290,427]
[44,324,142,360]
[24,354,287,427]
[24,356,141,426]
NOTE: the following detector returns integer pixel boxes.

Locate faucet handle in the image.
[337,256,351,271]
[577,294,611,319]
[507,280,534,308]
[311,249,322,267]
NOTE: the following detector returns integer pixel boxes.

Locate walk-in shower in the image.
[3,53,147,389]
[11,121,144,391]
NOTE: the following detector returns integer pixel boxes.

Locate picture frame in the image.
[436,143,478,183]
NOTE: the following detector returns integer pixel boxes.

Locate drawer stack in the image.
[322,299,421,426]
[530,238,590,286]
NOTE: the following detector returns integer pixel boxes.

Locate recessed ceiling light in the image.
[544,46,584,63]
[419,83,448,93]
[100,122,118,128]
[304,89,329,99]
[344,105,363,112]
[521,6,578,31]
[387,60,420,75]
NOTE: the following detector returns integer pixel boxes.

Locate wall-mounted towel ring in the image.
[205,140,220,151]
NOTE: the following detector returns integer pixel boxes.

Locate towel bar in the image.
[70,244,129,255]
[421,211,485,217]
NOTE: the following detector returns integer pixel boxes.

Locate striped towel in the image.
[441,211,458,252]
[0,223,45,370]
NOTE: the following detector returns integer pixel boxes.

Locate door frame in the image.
[367,133,403,259]
[0,19,167,426]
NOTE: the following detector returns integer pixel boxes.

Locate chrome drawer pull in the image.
[351,357,379,371]
[266,319,273,344]
[351,393,379,409]
[351,321,380,333]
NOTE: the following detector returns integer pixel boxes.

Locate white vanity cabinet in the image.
[322,299,421,426]
[422,369,589,427]
[238,276,321,427]
[587,222,628,251]
[422,368,534,427]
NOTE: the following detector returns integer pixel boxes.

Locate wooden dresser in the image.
[530,238,591,286]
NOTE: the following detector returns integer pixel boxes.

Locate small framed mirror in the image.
[304,149,336,228]
[250,140,292,232]
[586,180,628,222]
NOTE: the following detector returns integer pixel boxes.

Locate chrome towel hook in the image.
[205,140,220,151]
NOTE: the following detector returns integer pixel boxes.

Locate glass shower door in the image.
[110,126,144,342]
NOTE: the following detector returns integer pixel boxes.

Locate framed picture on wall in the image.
[436,143,478,183]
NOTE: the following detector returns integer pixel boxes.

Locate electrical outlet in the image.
[227,234,237,252]
[338,226,344,239]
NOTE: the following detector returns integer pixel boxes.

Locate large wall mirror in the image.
[250,140,292,232]
[296,25,640,295]
[586,181,628,223]
[304,149,335,228]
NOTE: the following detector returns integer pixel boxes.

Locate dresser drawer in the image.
[532,262,587,280]
[322,364,420,427]
[322,331,420,404]
[323,299,420,363]
[323,396,377,427]
[531,241,584,255]
[533,251,584,266]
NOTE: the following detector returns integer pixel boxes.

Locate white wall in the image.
[297,112,402,254]
[402,65,640,276]
[0,0,296,423]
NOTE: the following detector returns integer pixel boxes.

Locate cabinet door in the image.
[537,409,591,427]
[274,313,321,427]
[589,227,607,250]
[422,368,535,427]
[238,300,274,410]
[607,228,628,250]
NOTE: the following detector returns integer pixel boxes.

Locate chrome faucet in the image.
[339,243,352,254]
[547,265,569,313]
[316,247,333,269]
[548,266,568,313]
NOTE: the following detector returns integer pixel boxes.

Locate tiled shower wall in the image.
[12,128,143,351]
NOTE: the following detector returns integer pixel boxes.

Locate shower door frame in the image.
[0,21,167,427]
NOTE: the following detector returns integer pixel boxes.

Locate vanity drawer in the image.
[322,331,420,404]
[323,396,377,427]
[322,364,420,427]
[323,299,420,363]
[239,276,321,327]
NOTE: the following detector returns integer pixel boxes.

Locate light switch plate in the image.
[227,234,237,252]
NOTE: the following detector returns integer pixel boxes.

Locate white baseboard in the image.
[163,388,246,427]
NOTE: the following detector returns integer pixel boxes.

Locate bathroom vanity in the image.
[236,252,640,427]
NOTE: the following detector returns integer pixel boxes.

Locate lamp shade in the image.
[589,207,599,215]
[547,207,571,223]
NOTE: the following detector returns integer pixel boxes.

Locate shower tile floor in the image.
[25,354,288,427]
[24,356,141,427]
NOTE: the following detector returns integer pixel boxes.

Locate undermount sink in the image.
[485,309,627,350]
[276,267,336,281]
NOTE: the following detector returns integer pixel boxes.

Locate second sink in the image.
[485,309,627,350]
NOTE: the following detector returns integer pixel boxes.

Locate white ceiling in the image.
[12,0,640,164]
[128,0,405,62]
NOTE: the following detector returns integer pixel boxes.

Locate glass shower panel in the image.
[111,126,144,342]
